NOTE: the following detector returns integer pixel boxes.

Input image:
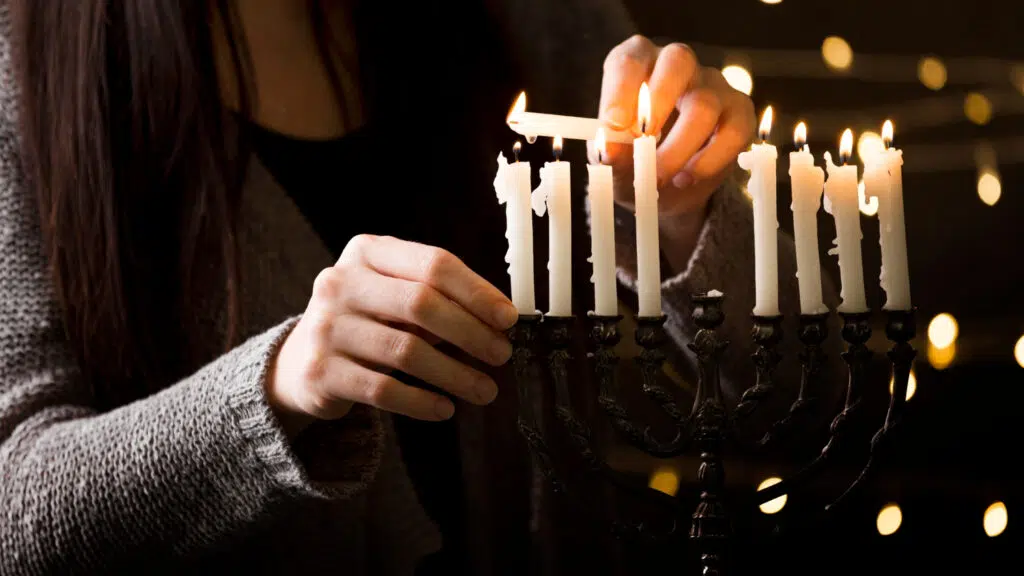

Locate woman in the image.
[0,0,808,574]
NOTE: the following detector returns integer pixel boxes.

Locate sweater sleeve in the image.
[613,179,846,420]
[0,99,384,576]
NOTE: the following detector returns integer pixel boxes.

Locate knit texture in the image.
[0,3,440,572]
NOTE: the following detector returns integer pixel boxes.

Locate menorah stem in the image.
[759,312,829,446]
[734,315,783,421]
[509,315,564,493]
[635,316,687,425]
[687,293,730,576]
[543,315,602,471]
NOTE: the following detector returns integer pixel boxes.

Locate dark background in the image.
[599,0,1023,572]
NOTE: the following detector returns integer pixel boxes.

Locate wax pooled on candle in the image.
[493,148,537,314]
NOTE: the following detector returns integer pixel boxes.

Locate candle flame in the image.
[638,82,651,134]
[758,106,773,141]
[553,135,563,160]
[507,91,527,123]
[839,128,854,164]
[595,127,607,163]
[512,140,522,161]
[794,121,807,149]
[882,120,894,149]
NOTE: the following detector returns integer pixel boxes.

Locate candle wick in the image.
[597,149,603,164]
[641,120,647,134]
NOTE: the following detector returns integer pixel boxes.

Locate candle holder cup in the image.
[508,292,917,575]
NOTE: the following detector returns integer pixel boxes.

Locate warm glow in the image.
[1015,335,1024,369]
[928,313,959,349]
[758,106,773,141]
[648,465,680,496]
[757,477,787,514]
[918,57,948,90]
[858,180,879,217]
[794,122,807,148]
[984,502,1008,537]
[552,135,563,159]
[889,370,917,401]
[638,82,652,133]
[722,65,753,96]
[977,170,1002,206]
[964,92,993,125]
[928,341,957,370]
[594,127,607,163]
[822,36,853,70]
[1012,65,1024,96]
[857,131,884,162]
[877,504,903,535]
[507,91,526,122]
[761,0,782,4]
[839,129,854,163]
[882,120,894,148]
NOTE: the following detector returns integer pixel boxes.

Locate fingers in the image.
[332,314,498,406]
[599,35,658,164]
[341,235,517,331]
[336,267,512,367]
[314,355,455,422]
[656,87,723,184]
[647,43,699,135]
[682,87,756,183]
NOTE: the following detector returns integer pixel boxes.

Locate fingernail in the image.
[475,376,499,404]
[672,171,694,190]
[494,303,519,329]
[603,106,631,130]
[490,337,513,365]
[435,399,455,420]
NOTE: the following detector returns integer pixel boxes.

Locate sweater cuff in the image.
[223,317,384,501]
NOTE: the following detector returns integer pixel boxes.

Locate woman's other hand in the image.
[268,235,518,435]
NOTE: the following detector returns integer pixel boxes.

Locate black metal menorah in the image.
[506,291,917,575]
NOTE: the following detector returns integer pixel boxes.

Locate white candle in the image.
[823,129,868,313]
[493,142,537,314]
[737,106,780,317]
[507,91,638,144]
[532,136,573,317]
[788,122,828,315]
[587,128,618,316]
[863,120,912,311]
[633,83,661,318]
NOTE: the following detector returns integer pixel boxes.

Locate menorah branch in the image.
[759,312,830,446]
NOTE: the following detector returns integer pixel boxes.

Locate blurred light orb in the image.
[857,180,879,216]
[722,65,754,96]
[857,131,884,162]
[927,341,956,370]
[877,504,902,536]
[889,370,917,400]
[757,477,787,514]
[984,502,1008,537]
[917,57,947,90]
[760,0,783,4]
[822,36,853,71]
[928,313,959,348]
[648,465,680,496]
[977,170,1001,206]
[964,92,993,125]
[1014,335,1024,369]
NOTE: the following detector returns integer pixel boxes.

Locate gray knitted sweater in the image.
[0,2,840,575]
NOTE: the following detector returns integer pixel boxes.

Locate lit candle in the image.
[493,141,537,313]
[863,120,911,311]
[507,91,638,144]
[587,128,618,316]
[823,129,868,313]
[788,122,828,315]
[633,82,661,318]
[737,106,780,317]
[532,135,573,317]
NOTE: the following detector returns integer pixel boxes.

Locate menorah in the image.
[506,291,917,575]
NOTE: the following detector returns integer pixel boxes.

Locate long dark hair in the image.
[10,0,346,404]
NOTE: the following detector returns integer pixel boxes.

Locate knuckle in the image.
[660,43,697,71]
[339,233,374,262]
[386,331,419,367]
[689,88,723,115]
[302,352,329,383]
[312,268,340,301]
[421,247,454,281]
[605,34,654,71]
[304,307,335,343]
[403,284,436,319]
[362,373,394,406]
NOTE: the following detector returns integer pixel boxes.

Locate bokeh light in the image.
[927,341,957,370]
[1015,335,1024,369]
[649,465,680,496]
[889,370,917,401]
[928,313,959,348]
[722,65,754,96]
[877,504,902,536]
[757,477,787,514]
[964,92,993,125]
[857,131,884,162]
[821,36,853,71]
[977,170,1002,206]
[984,502,1008,537]
[917,57,947,90]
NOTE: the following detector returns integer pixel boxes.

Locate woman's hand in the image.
[593,36,756,270]
[267,235,519,436]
